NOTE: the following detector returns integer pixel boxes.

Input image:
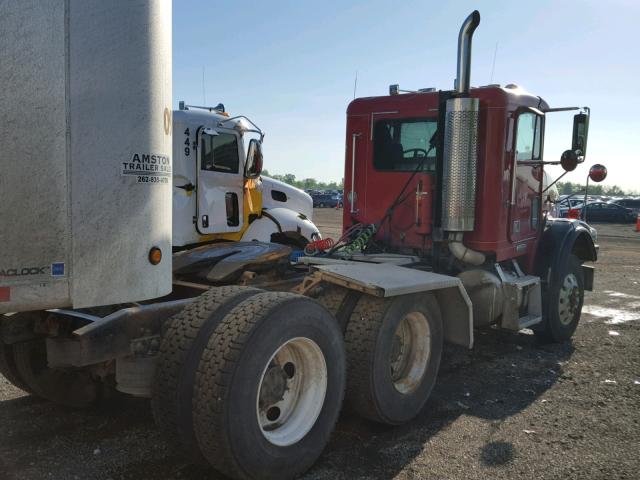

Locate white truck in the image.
[171,102,319,248]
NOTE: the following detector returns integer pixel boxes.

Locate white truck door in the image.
[196,128,244,234]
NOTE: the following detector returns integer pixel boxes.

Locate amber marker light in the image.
[149,247,162,265]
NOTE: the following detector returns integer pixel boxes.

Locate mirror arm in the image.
[541,170,569,194]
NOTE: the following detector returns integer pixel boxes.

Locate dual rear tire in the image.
[344,293,443,425]
[154,289,345,480]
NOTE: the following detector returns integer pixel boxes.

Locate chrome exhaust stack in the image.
[443,11,485,264]
[454,10,481,95]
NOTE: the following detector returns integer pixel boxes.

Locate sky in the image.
[173,0,640,193]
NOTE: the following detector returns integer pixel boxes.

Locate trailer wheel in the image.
[344,293,443,425]
[12,338,100,408]
[535,254,584,342]
[152,286,262,457]
[0,341,31,393]
[193,292,345,480]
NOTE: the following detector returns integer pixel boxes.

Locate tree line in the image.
[556,181,634,196]
[261,170,344,191]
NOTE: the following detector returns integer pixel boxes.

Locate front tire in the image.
[535,254,584,342]
[344,293,443,425]
[193,292,345,480]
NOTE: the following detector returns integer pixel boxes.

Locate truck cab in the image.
[344,84,562,271]
[172,103,319,248]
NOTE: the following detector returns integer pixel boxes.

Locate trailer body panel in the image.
[0,0,173,313]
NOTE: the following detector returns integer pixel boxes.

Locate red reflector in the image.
[0,287,10,302]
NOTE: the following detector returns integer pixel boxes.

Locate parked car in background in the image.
[558,197,585,217]
[570,201,637,223]
[611,198,640,215]
[311,193,342,208]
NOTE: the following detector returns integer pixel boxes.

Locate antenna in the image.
[490,42,499,83]
[353,70,358,99]
[202,66,207,104]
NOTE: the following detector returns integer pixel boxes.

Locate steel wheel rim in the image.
[256,337,327,447]
[558,273,580,326]
[389,312,431,394]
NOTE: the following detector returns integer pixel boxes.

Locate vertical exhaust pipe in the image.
[455,10,481,94]
[443,11,485,265]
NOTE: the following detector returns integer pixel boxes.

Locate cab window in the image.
[515,112,543,161]
[373,118,437,172]
[201,133,239,173]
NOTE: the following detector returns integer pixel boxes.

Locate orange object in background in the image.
[567,208,581,220]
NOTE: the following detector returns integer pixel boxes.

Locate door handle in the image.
[176,183,195,192]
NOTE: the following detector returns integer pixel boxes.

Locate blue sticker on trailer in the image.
[51,262,65,277]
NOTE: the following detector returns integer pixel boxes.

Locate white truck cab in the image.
[172,103,319,248]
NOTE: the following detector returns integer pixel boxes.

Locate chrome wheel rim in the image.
[389,312,431,394]
[558,273,580,326]
[256,337,327,446]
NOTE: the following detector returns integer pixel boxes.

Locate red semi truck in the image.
[1,7,604,480]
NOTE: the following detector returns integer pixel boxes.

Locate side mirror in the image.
[588,164,607,183]
[572,110,589,157]
[560,149,579,172]
[245,139,263,179]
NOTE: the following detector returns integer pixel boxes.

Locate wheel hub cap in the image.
[389,312,431,395]
[558,273,579,326]
[256,337,327,446]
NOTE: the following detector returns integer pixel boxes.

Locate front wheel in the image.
[535,254,585,342]
[193,292,345,480]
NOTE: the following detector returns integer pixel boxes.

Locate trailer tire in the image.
[344,293,443,425]
[152,286,262,458]
[12,338,100,408]
[0,341,31,393]
[193,292,345,480]
[535,254,584,343]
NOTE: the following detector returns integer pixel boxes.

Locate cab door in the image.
[509,111,544,245]
[196,127,244,234]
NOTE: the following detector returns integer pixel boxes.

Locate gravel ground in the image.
[1,211,638,480]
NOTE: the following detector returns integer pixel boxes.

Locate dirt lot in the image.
[1,209,639,480]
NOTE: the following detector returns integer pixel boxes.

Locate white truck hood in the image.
[259,176,314,220]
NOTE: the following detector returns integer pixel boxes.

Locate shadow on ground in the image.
[0,328,573,480]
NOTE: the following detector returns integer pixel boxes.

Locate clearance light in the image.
[149,247,162,265]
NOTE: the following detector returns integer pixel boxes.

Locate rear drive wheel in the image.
[344,293,443,425]
[312,284,360,332]
[193,292,345,480]
[535,254,584,342]
[12,338,100,408]
[152,285,262,457]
